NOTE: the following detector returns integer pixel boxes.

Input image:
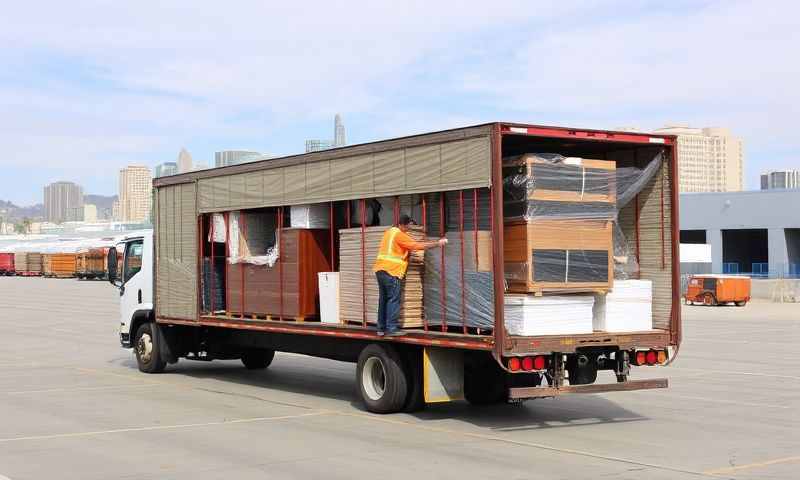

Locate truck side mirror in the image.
[107,247,122,287]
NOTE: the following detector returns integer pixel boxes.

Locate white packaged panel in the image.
[504,294,594,336]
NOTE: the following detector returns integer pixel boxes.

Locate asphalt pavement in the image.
[0,277,798,479]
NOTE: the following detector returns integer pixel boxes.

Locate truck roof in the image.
[153,122,676,189]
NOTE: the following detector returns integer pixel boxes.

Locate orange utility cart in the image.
[684,275,751,306]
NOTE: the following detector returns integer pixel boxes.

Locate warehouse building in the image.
[680,190,800,278]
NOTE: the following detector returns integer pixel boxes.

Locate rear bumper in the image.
[508,378,668,399]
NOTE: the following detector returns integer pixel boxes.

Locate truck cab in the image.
[108,231,154,349]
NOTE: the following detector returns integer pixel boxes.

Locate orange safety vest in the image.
[373,227,411,279]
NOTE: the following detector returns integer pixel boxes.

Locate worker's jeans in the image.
[376,270,402,333]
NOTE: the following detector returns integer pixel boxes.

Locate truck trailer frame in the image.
[115,122,679,413]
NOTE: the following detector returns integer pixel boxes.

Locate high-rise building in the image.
[305,114,347,152]
[177,148,193,173]
[653,125,744,193]
[83,204,98,223]
[334,114,346,147]
[43,181,84,223]
[118,166,152,222]
[214,150,260,167]
[155,162,179,178]
[761,169,800,190]
[112,200,120,222]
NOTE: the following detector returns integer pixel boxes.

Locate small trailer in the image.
[109,123,681,413]
[684,274,751,306]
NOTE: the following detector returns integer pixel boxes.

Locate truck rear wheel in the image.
[735,300,747,307]
[357,344,408,414]
[241,349,275,369]
[134,323,166,374]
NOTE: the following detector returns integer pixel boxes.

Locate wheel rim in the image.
[137,332,153,363]
[362,357,386,401]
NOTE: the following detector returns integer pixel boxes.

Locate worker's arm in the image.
[395,231,448,251]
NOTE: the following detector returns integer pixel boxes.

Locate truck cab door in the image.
[118,237,151,342]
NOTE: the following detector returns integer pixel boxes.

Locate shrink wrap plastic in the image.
[503,151,663,285]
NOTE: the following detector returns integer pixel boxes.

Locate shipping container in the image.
[111,123,681,413]
[77,248,109,280]
[0,252,15,275]
[14,252,42,276]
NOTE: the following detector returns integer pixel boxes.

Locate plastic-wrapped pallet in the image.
[504,295,595,336]
[593,280,653,332]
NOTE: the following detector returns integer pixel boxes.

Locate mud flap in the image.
[423,347,464,403]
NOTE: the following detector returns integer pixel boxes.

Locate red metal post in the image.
[459,190,467,334]
[241,210,246,316]
[360,199,367,327]
[421,194,428,332]
[330,201,335,271]
[634,195,641,263]
[279,207,284,320]
[661,166,666,270]
[198,216,204,315]
[473,188,479,267]
[421,195,427,231]
[490,124,505,360]
[210,214,215,313]
[225,211,230,316]
[439,191,447,331]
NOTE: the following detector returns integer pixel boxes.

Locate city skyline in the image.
[2,2,795,205]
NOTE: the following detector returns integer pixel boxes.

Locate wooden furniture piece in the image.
[227,228,331,320]
[504,219,613,294]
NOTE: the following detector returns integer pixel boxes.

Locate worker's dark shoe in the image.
[387,330,406,337]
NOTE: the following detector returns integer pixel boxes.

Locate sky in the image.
[1,0,798,205]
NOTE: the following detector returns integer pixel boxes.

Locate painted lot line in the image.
[0,411,331,443]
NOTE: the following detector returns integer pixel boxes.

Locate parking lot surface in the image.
[0,277,798,479]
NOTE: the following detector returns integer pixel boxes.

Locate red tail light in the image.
[521,357,534,371]
[635,351,645,365]
[646,351,657,365]
[533,355,546,370]
[508,357,521,371]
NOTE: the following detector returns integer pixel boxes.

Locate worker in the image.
[373,214,447,336]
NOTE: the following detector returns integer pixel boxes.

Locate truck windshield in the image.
[124,240,143,283]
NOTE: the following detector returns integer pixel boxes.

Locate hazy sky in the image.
[1,1,798,205]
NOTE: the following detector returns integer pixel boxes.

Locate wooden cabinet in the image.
[227,228,331,320]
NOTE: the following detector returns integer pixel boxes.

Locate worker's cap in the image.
[398,214,417,226]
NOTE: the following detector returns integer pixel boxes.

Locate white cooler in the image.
[318,272,340,324]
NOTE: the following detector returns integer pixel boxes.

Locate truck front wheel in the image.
[241,349,275,369]
[357,344,408,414]
[134,323,166,374]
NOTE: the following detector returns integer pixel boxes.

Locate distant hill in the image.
[0,200,44,222]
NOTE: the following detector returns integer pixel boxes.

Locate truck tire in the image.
[735,300,747,307]
[703,293,717,306]
[464,361,507,406]
[134,323,166,374]
[241,349,275,369]
[357,344,408,414]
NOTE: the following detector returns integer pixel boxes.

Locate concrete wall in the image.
[680,191,800,277]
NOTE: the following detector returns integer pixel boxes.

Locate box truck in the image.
[109,123,680,413]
